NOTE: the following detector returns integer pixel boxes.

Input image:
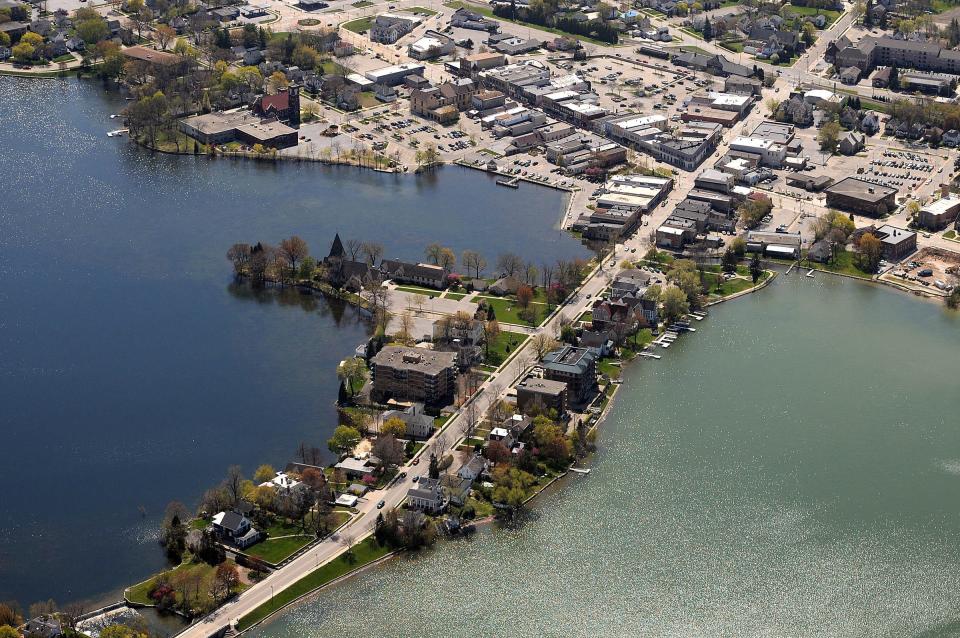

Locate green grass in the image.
[190,517,210,530]
[236,537,392,630]
[597,357,621,378]
[435,414,453,430]
[679,27,704,40]
[479,297,547,326]
[52,53,76,63]
[126,559,246,609]
[444,291,467,300]
[464,496,495,518]
[783,4,841,27]
[264,519,307,537]
[401,5,437,14]
[442,0,617,46]
[810,249,873,278]
[944,230,957,239]
[485,330,527,366]
[719,40,744,53]
[395,285,441,297]
[246,536,313,564]
[342,15,374,33]
[705,273,766,297]
[350,0,372,6]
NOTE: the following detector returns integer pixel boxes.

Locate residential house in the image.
[611,268,650,299]
[489,275,521,296]
[838,130,865,155]
[382,402,435,439]
[369,12,420,44]
[406,477,447,513]
[380,259,447,288]
[334,456,377,479]
[22,617,63,638]
[456,454,487,481]
[440,474,473,506]
[212,510,261,549]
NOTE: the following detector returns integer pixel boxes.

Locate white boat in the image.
[107,129,128,137]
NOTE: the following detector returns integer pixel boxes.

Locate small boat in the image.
[806,269,815,278]
[107,129,128,137]
[496,177,519,188]
[570,468,591,475]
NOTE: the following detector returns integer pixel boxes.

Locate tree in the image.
[154,24,176,50]
[28,600,57,620]
[462,250,486,278]
[424,243,443,265]
[0,627,20,638]
[516,285,534,309]
[337,357,367,397]
[491,466,536,518]
[76,14,110,44]
[0,603,22,628]
[328,425,361,453]
[531,333,558,360]
[857,232,883,273]
[213,562,240,601]
[253,464,276,485]
[702,16,713,40]
[801,21,816,47]
[381,416,407,439]
[731,236,746,257]
[428,453,439,479]
[738,196,773,229]
[437,247,456,271]
[721,248,739,273]
[132,6,153,40]
[227,243,252,277]
[818,121,841,153]
[361,241,383,266]
[373,434,404,469]
[279,235,309,280]
[661,286,690,324]
[12,42,35,64]
[223,465,244,506]
[496,253,524,277]
[291,44,320,70]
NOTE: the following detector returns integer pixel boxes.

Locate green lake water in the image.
[251,273,960,637]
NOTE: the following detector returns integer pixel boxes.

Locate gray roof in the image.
[372,346,456,375]
[518,377,568,396]
[542,346,597,374]
[826,176,897,202]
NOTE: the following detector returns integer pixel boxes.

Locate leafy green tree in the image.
[0,626,19,638]
[818,121,841,153]
[381,417,407,439]
[0,32,10,48]
[749,253,763,283]
[337,357,367,397]
[661,286,690,324]
[327,425,361,453]
[491,466,536,518]
[856,233,883,273]
[253,464,276,484]
[76,15,109,44]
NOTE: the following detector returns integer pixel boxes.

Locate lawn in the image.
[719,40,744,53]
[246,536,313,564]
[264,519,308,537]
[435,414,453,430]
[704,273,767,297]
[464,496,495,518]
[350,0,372,5]
[444,291,467,300]
[597,357,622,378]
[357,92,380,109]
[944,230,957,240]
[811,249,874,278]
[342,15,373,33]
[401,5,437,14]
[485,330,527,367]
[395,285,440,298]
[783,4,841,27]
[236,537,392,630]
[478,296,547,326]
[189,517,210,531]
[442,0,617,46]
[126,559,246,610]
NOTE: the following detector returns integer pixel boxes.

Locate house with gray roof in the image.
[541,346,598,404]
[407,477,448,513]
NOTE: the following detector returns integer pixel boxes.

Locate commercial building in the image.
[370,346,457,405]
[178,111,298,148]
[745,230,802,259]
[450,7,499,31]
[874,224,917,261]
[825,177,898,217]
[516,376,568,416]
[408,30,454,60]
[918,196,960,230]
[635,122,723,171]
[364,62,426,86]
[541,346,598,404]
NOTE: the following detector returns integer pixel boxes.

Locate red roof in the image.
[259,92,289,113]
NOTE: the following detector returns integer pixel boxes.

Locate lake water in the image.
[0,76,586,608]
[250,274,960,638]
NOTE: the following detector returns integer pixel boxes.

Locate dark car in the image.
[377,500,386,509]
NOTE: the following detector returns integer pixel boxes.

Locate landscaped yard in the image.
[246,536,313,564]
[444,291,467,300]
[236,537,392,630]
[809,249,873,278]
[485,330,527,367]
[478,296,547,326]
[126,559,247,611]
[342,15,373,33]
[783,4,841,27]
[441,0,617,46]
[395,284,441,298]
[401,5,437,14]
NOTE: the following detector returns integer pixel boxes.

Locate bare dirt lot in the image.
[884,246,960,294]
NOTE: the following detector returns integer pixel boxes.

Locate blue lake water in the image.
[0,76,586,607]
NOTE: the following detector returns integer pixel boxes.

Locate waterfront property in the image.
[370,346,457,405]
[918,196,960,231]
[212,511,262,549]
[541,346,598,405]
[516,376,568,416]
[824,177,898,217]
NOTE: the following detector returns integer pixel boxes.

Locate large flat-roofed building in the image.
[874,224,917,261]
[745,230,802,258]
[836,35,960,75]
[636,122,722,171]
[918,196,960,230]
[178,111,298,148]
[370,346,457,405]
[365,62,426,86]
[541,346,598,404]
[825,177,898,217]
[369,12,421,43]
[408,30,454,60]
[516,376,568,416]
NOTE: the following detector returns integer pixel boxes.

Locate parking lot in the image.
[884,247,960,294]
[860,148,945,194]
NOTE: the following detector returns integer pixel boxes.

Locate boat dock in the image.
[495,177,519,188]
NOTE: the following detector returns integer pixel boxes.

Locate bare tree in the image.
[345,238,363,261]
[226,243,251,277]
[223,465,244,506]
[280,235,309,278]
[361,241,383,266]
[531,334,559,360]
[462,250,486,278]
[425,243,443,265]
[497,253,524,278]
[413,294,427,314]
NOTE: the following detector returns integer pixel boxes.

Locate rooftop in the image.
[825,177,897,202]
[372,346,457,374]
